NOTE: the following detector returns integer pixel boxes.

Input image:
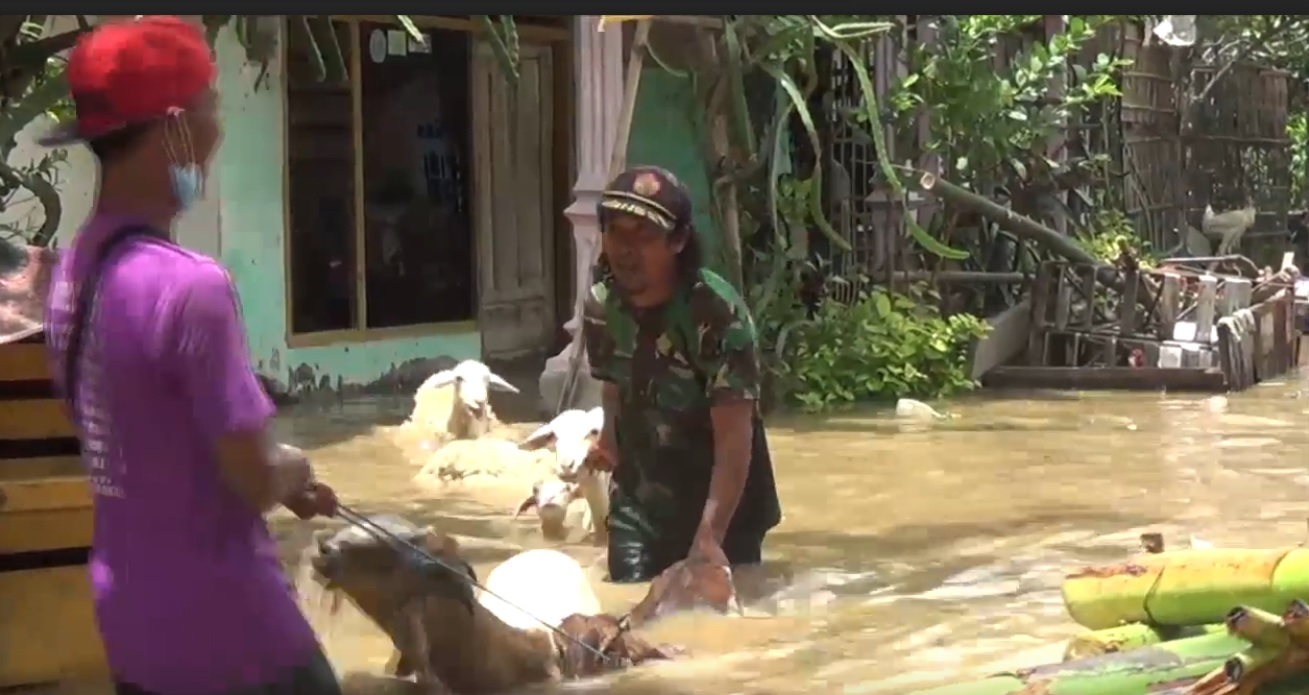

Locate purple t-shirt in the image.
[44,212,319,693]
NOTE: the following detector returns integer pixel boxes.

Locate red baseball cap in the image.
[39,16,216,147]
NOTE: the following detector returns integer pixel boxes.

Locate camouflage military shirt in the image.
[582,267,780,541]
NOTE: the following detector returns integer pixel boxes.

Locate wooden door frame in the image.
[281,15,572,349]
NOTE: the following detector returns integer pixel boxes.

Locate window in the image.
[284,18,475,337]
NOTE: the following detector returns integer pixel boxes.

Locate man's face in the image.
[602,214,684,297]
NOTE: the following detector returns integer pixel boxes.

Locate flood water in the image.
[246,368,1309,695]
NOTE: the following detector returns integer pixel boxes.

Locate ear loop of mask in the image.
[161,107,198,174]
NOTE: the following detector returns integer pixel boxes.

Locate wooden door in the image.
[471,41,556,360]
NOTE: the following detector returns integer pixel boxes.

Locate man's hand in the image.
[688,530,730,568]
[584,435,617,472]
[271,443,313,499]
[283,481,339,520]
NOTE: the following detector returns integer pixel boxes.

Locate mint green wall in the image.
[625,67,725,275]
[212,26,479,387]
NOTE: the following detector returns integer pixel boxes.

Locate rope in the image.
[332,503,619,665]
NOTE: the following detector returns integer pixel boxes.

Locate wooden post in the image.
[554,18,652,415]
[1079,265,1096,330]
[1100,336,1119,367]
[1054,272,1072,330]
[1224,277,1253,315]
[1195,276,1218,345]
[1158,272,1181,340]
[1028,261,1057,365]
[1119,266,1139,337]
[1217,319,1238,389]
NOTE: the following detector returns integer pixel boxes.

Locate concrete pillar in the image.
[538,16,624,415]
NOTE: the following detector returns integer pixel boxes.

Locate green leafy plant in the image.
[1078,209,1159,268]
[888,16,1130,223]
[1289,111,1307,205]
[776,284,989,412]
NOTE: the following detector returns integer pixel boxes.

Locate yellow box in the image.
[0,335,106,687]
[0,565,108,688]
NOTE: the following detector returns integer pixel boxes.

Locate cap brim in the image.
[36,120,83,147]
[599,198,675,231]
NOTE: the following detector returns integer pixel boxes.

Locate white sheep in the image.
[405,359,519,444]
[516,407,611,545]
[477,548,601,632]
[413,438,553,485]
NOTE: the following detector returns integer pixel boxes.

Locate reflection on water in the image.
[266,373,1309,694]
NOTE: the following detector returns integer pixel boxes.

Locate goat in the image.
[414,438,553,486]
[311,518,677,694]
[516,407,611,545]
[1201,199,1257,256]
[405,360,519,443]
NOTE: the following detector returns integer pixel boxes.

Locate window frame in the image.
[280,15,570,349]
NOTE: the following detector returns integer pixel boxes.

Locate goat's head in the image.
[521,407,604,479]
[627,558,741,627]
[514,478,580,540]
[556,613,679,678]
[311,515,478,627]
[420,360,519,420]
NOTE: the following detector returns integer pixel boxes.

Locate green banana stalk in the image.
[1063,623,1225,661]
[906,631,1249,694]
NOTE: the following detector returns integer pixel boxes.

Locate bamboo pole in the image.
[554,18,652,416]
[916,172,1101,267]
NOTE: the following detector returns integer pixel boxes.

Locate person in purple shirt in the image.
[39,17,342,695]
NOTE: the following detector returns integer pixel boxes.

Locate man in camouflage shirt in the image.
[582,165,781,583]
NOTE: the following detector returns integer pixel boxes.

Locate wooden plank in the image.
[1158,272,1181,340]
[1079,266,1096,330]
[1195,276,1218,344]
[0,508,93,554]
[0,399,74,440]
[969,300,1030,381]
[1054,274,1072,330]
[1119,266,1139,336]
[0,476,92,514]
[1027,262,1056,365]
[0,566,107,688]
[981,366,1227,392]
[0,342,48,383]
[0,456,82,481]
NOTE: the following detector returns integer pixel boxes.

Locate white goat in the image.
[406,360,519,443]
[478,548,601,631]
[515,407,611,545]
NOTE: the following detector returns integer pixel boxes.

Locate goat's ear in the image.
[420,526,461,556]
[487,372,520,394]
[520,424,556,451]
[514,494,538,519]
[421,370,458,391]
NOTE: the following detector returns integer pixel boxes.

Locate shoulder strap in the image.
[64,225,168,413]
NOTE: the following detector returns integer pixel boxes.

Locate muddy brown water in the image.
[41,372,1309,695]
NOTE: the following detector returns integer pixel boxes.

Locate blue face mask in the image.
[170,163,202,211]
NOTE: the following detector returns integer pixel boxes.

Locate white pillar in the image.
[538,16,625,414]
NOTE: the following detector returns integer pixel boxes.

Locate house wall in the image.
[213,23,481,388]
[537,42,724,415]
[1,17,482,389]
[625,66,723,275]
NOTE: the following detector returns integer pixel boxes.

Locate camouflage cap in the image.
[598,165,692,233]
